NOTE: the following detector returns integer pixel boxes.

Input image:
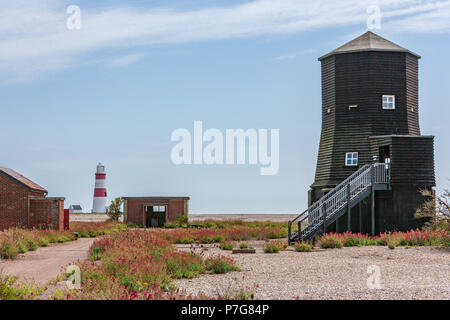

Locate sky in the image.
[1,0,449,214]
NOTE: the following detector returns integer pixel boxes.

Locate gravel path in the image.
[174,241,450,300]
[0,238,95,286]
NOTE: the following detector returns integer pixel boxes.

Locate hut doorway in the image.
[379,145,390,163]
[144,205,166,228]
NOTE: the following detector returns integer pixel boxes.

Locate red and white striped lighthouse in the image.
[92,162,107,213]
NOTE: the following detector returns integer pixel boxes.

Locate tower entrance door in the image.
[379,145,390,163]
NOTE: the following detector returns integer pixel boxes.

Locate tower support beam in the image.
[347,184,351,231]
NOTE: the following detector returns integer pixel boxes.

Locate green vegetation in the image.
[263,240,287,253]
[0,274,43,300]
[318,229,449,249]
[106,197,123,221]
[415,189,450,231]
[239,243,249,249]
[295,242,313,252]
[205,256,240,274]
[263,243,279,253]
[63,229,240,299]
[0,221,127,260]
[219,242,234,250]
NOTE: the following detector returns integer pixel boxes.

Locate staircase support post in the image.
[359,202,362,233]
[288,221,292,245]
[321,200,326,235]
[347,184,351,231]
[371,166,376,236]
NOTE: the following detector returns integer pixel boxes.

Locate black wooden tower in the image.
[289,32,435,242]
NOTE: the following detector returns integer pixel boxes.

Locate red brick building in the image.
[122,197,189,227]
[0,166,65,231]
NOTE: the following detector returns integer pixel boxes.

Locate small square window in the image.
[345,152,358,166]
[382,95,395,109]
[153,206,160,212]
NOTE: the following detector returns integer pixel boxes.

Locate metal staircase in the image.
[288,163,389,243]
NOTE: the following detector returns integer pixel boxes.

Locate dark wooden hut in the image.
[289,32,435,242]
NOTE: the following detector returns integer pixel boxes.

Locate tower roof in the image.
[318,31,420,61]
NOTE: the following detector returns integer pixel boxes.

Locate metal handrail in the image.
[305,166,372,233]
[289,164,371,224]
[289,163,390,243]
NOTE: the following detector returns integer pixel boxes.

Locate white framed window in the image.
[382,95,395,109]
[345,152,358,166]
[153,205,165,212]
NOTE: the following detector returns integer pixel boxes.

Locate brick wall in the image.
[167,199,186,222]
[29,198,64,231]
[0,173,29,230]
[125,199,145,225]
[124,198,189,226]
[0,174,46,230]
[0,172,63,231]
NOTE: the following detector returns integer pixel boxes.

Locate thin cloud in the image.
[276,48,317,60]
[384,2,450,33]
[105,54,143,68]
[1,0,450,82]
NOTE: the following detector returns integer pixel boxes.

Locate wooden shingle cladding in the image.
[405,54,420,134]
[313,56,336,186]
[369,135,435,186]
[311,51,421,189]
[374,188,431,233]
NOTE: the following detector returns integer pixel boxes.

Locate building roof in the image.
[0,166,47,193]
[70,205,83,210]
[318,31,421,61]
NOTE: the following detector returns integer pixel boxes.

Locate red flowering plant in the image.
[318,233,343,249]
[159,222,287,244]
[317,229,448,249]
[63,229,241,300]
